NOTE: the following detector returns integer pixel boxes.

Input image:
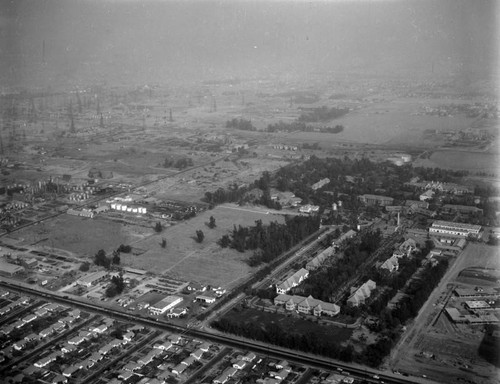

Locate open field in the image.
[390,243,500,384]
[120,204,287,288]
[13,214,131,258]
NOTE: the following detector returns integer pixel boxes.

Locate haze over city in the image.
[0,1,499,384]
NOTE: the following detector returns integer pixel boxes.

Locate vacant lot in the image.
[15,214,130,257]
[120,204,287,288]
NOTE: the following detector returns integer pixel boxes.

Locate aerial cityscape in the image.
[0,1,499,384]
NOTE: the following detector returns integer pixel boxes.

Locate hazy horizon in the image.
[1,0,498,89]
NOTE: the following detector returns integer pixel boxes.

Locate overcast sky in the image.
[1,0,498,87]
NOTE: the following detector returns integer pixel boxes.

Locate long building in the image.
[358,194,394,207]
[429,220,482,238]
[76,271,108,287]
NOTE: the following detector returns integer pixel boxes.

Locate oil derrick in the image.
[76,92,82,114]
[99,113,104,129]
[242,93,245,106]
[0,134,4,155]
[169,108,173,122]
[68,99,75,133]
[42,40,46,64]
[29,97,37,123]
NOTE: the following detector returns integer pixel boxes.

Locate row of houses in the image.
[67,208,95,218]
[306,246,335,271]
[276,268,309,294]
[274,294,340,317]
[347,280,376,307]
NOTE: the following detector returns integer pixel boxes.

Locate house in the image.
[347,280,377,307]
[92,324,108,334]
[196,292,217,304]
[233,360,247,370]
[171,363,187,375]
[123,332,135,343]
[332,230,357,247]
[118,370,136,380]
[419,190,435,201]
[63,366,80,377]
[154,341,172,351]
[186,282,206,292]
[61,344,77,354]
[242,352,256,362]
[306,246,335,271]
[380,256,399,273]
[276,268,309,294]
[169,334,182,344]
[190,349,204,360]
[299,204,320,213]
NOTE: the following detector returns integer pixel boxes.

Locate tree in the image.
[94,249,110,269]
[196,230,205,243]
[208,216,216,229]
[112,252,120,265]
[79,262,90,272]
[117,244,132,253]
[154,221,163,233]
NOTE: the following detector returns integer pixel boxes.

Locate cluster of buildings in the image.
[274,294,340,317]
[407,179,474,196]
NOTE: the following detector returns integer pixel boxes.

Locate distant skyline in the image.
[0,0,498,88]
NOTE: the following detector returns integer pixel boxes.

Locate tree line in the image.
[218,216,320,266]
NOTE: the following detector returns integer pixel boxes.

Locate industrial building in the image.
[429,220,482,238]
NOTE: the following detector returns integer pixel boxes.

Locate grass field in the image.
[15,214,131,257]
[120,204,287,288]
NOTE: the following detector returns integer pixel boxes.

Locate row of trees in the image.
[212,315,356,363]
[297,106,350,123]
[92,244,131,269]
[226,118,256,131]
[163,156,193,169]
[218,216,320,266]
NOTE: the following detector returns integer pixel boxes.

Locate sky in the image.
[0,0,498,88]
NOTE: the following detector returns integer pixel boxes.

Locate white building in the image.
[429,220,482,238]
[149,295,183,315]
